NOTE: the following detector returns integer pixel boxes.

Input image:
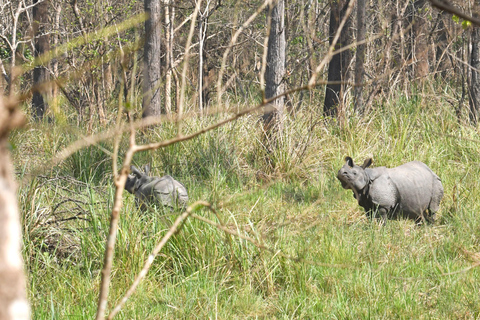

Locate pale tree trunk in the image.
[198,13,205,113]
[263,0,286,138]
[32,0,50,121]
[95,77,106,125]
[51,5,61,117]
[396,0,406,91]
[164,0,174,115]
[0,60,7,94]
[469,0,480,124]
[354,0,365,113]
[324,0,353,116]
[143,0,163,118]
[0,98,29,320]
[103,55,113,95]
[173,69,180,112]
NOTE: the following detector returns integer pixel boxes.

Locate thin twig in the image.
[106,200,350,318]
[216,0,270,105]
[106,201,205,319]
[441,262,480,276]
[95,129,137,320]
[178,0,202,135]
[190,212,352,268]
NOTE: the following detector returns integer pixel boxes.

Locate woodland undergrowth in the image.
[11,89,480,319]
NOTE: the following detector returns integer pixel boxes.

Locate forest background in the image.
[1,0,480,319]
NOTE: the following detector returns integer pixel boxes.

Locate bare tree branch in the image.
[106,201,205,319]
[217,0,271,104]
[94,128,137,320]
[107,199,351,317]
[429,0,480,26]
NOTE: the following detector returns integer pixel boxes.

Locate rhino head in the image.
[125,165,151,194]
[337,156,373,192]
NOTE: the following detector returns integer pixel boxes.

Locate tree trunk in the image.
[164,0,174,115]
[323,0,353,116]
[469,1,480,123]
[263,0,286,137]
[0,98,29,320]
[411,0,429,80]
[198,14,205,113]
[434,13,449,79]
[31,0,50,121]
[354,0,366,113]
[143,0,163,118]
[51,5,61,118]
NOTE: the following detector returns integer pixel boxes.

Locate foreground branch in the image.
[104,199,351,318]
[0,97,29,319]
[190,213,351,268]
[107,201,207,319]
[95,129,137,320]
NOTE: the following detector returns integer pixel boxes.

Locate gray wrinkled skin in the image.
[125,165,188,209]
[337,157,444,224]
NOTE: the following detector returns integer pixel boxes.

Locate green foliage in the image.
[13,95,480,318]
[462,20,472,30]
[67,142,112,184]
[451,15,472,30]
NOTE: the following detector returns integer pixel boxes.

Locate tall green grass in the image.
[13,95,480,318]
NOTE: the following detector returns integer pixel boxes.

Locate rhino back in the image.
[152,176,188,207]
[386,161,439,216]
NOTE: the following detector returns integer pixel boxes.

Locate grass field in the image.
[13,93,480,319]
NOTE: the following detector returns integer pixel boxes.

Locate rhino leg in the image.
[366,205,388,225]
[378,207,389,226]
[424,209,436,224]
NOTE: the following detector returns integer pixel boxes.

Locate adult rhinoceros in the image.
[337,157,444,224]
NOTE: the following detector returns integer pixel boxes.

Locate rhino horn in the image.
[130,165,143,178]
[143,164,151,176]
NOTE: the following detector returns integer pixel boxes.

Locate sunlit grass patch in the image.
[14,95,480,318]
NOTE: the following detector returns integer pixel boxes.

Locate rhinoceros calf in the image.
[337,157,444,224]
[125,165,188,209]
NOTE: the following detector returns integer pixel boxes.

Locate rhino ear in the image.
[345,156,354,167]
[130,165,143,178]
[143,164,151,176]
[361,158,373,169]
